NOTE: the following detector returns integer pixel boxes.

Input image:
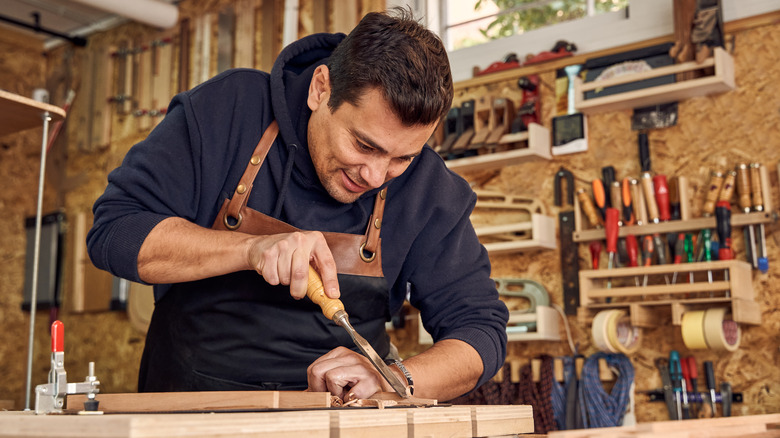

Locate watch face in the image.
[552,113,585,146]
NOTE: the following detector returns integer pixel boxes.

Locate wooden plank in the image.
[151,39,173,127]
[136,42,153,131]
[0,410,331,437]
[234,0,256,69]
[67,391,331,413]
[407,406,472,438]
[330,409,407,438]
[91,44,113,149]
[469,405,534,437]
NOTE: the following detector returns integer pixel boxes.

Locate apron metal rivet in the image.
[237,184,247,194]
[374,218,381,229]
[250,156,261,165]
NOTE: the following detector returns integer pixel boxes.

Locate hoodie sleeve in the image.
[394,160,509,391]
[86,92,204,283]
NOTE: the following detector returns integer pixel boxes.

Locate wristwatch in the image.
[390,359,414,396]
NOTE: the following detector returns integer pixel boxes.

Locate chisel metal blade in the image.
[332,310,410,398]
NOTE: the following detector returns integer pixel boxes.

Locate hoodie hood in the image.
[269,32,345,190]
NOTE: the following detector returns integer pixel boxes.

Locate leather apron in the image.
[138,121,390,392]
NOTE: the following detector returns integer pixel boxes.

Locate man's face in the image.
[307,66,437,204]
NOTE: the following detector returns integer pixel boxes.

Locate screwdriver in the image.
[670,350,683,421]
[630,178,647,225]
[704,361,717,417]
[642,235,654,287]
[626,234,639,286]
[715,201,733,295]
[605,208,619,290]
[590,241,602,270]
[687,356,699,418]
[622,178,634,225]
[680,354,691,419]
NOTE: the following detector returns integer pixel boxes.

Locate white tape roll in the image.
[592,309,619,353]
[681,310,709,350]
[703,307,741,352]
[607,309,642,355]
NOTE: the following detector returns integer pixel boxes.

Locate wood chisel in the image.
[749,163,769,273]
[735,163,757,269]
[306,266,410,398]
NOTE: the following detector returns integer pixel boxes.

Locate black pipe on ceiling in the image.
[0,12,87,47]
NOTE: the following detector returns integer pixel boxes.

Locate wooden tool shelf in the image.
[418,305,560,344]
[476,213,557,255]
[444,123,551,173]
[573,210,774,242]
[573,47,735,115]
[577,260,761,328]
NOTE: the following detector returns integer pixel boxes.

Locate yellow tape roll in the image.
[681,310,709,350]
[606,309,642,355]
[592,310,619,353]
[703,307,741,352]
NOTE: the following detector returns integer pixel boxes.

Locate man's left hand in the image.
[306,347,392,400]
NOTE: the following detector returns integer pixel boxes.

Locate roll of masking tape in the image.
[606,309,642,355]
[703,307,741,352]
[681,310,709,350]
[592,309,619,353]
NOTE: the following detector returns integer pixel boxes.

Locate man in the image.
[88,8,508,402]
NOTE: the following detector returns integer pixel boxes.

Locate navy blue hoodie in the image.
[87,32,508,388]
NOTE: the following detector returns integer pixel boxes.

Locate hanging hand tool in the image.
[687,356,699,418]
[592,179,607,220]
[671,233,685,284]
[555,167,581,315]
[702,170,724,217]
[701,229,714,286]
[626,234,640,286]
[307,267,410,398]
[684,234,695,284]
[656,357,677,420]
[630,178,647,225]
[590,241,602,270]
[715,201,733,295]
[669,351,683,421]
[610,181,628,266]
[622,178,634,225]
[719,170,736,204]
[667,176,681,260]
[735,163,758,269]
[680,354,691,419]
[652,174,671,271]
[605,208,619,291]
[704,360,717,417]
[641,235,654,287]
[603,166,616,209]
[577,188,602,229]
[749,163,769,273]
[720,382,733,417]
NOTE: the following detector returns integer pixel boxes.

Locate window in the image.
[443,0,629,51]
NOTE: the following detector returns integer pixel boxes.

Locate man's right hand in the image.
[246,230,340,299]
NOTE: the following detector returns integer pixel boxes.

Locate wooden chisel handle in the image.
[702,171,724,216]
[307,266,345,320]
[718,170,736,203]
[749,163,763,211]
[577,188,602,228]
[641,172,660,223]
[735,163,752,213]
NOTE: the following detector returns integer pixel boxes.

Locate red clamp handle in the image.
[51,320,64,353]
[605,208,619,254]
[653,174,670,221]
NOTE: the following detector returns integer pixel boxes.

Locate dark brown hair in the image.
[326,7,453,126]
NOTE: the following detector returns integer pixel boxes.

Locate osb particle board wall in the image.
[395,16,779,422]
[0,0,383,411]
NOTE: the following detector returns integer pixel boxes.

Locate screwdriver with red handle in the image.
[687,356,699,418]
[605,208,619,290]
